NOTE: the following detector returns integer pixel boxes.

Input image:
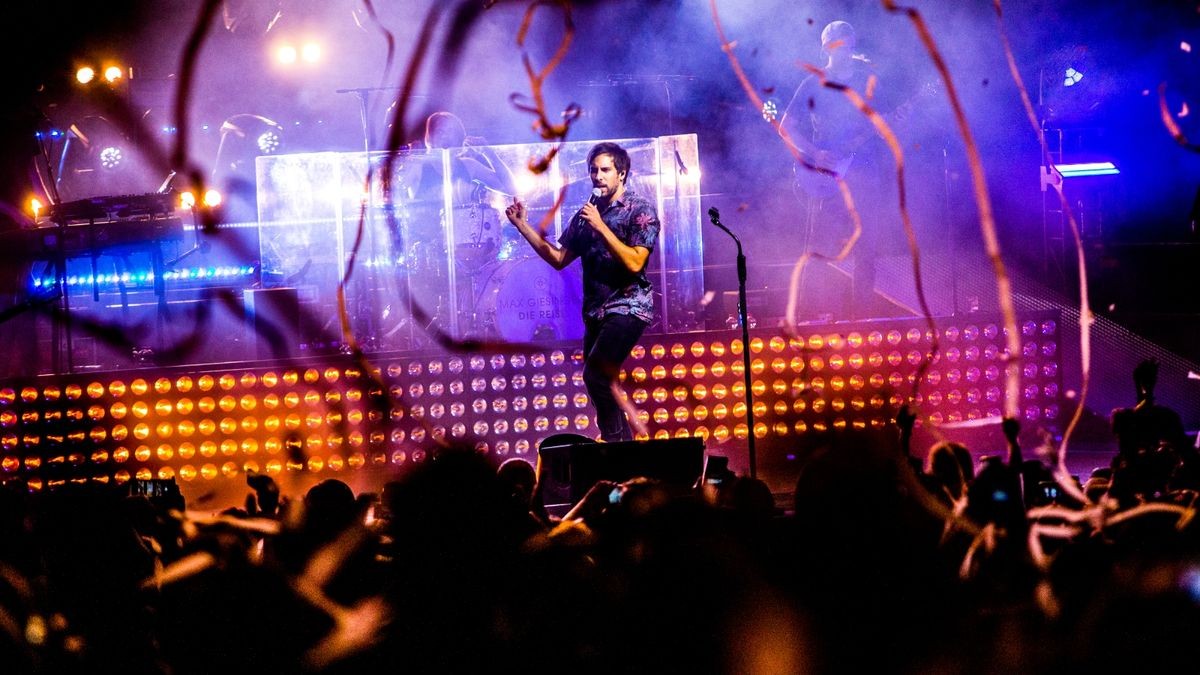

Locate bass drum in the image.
[449,204,501,271]
[474,258,584,342]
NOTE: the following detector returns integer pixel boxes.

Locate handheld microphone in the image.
[707,206,720,224]
[590,187,603,204]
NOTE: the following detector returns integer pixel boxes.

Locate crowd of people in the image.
[0,360,1196,674]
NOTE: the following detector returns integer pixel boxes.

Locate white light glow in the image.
[301,42,321,63]
[761,100,778,122]
[99,146,123,170]
[257,130,281,154]
[514,172,538,196]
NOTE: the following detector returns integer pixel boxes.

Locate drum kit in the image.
[381,186,584,347]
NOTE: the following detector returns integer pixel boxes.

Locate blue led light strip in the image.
[1054,162,1119,178]
[31,266,257,289]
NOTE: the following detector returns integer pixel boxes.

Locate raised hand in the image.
[1133,358,1159,403]
[504,198,527,227]
[1002,417,1020,447]
[1002,417,1023,467]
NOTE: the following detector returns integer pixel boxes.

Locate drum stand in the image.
[383,250,479,350]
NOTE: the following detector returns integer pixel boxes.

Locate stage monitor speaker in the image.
[537,437,705,506]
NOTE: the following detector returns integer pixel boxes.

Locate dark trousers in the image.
[582,313,648,442]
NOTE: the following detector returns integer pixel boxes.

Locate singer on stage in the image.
[505,142,660,442]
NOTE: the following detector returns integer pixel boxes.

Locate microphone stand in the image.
[707,207,756,479]
[944,145,959,316]
[337,87,383,349]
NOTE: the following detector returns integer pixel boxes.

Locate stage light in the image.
[203,189,222,207]
[76,67,95,84]
[301,42,321,63]
[1063,67,1083,86]
[761,99,778,122]
[277,44,297,64]
[29,198,43,219]
[180,191,196,208]
[257,129,281,154]
[215,114,286,189]
[513,171,540,197]
[2,310,1062,492]
[98,146,123,170]
[103,66,123,83]
[1054,161,1119,178]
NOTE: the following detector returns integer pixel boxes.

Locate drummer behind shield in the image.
[421,111,516,200]
[505,142,660,442]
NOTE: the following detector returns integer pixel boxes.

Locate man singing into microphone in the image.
[505,142,660,442]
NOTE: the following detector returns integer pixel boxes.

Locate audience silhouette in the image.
[0,358,1197,674]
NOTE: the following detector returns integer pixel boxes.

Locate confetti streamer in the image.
[883,0,1021,423]
[1159,82,1200,151]
[992,0,1091,505]
[815,75,942,405]
[707,2,864,341]
[509,0,582,236]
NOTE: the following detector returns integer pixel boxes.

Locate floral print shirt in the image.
[559,190,660,324]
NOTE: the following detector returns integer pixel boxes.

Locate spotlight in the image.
[76,67,95,84]
[29,198,43,218]
[761,100,778,122]
[203,189,222,207]
[1063,67,1083,87]
[103,65,123,83]
[98,146,123,170]
[179,191,196,208]
[214,114,284,183]
[514,172,538,196]
[301,42,321,63]
[57,114,143,199]
[277,44,297,65]
[256,129,281,154]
